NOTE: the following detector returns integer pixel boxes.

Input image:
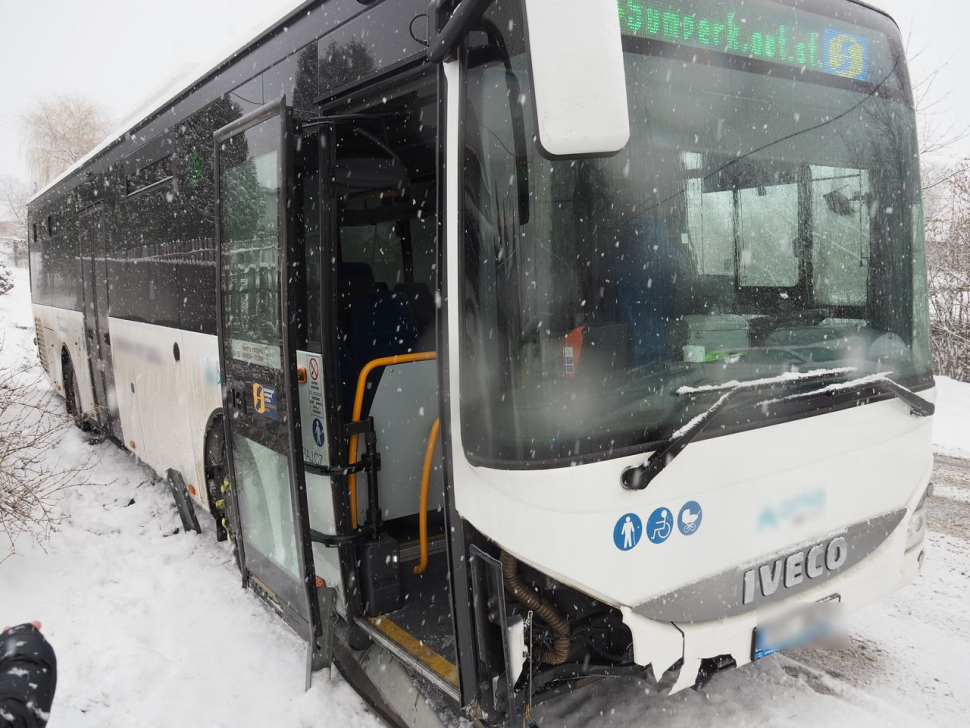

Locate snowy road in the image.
[2,262,969,727]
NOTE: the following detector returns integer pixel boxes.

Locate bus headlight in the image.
[905,489,929,551]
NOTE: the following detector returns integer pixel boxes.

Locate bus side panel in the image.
[106,318,147,455]
[32,302,94,416]
[109,317,212,506]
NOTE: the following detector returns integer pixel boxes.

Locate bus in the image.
[27,0,936,725]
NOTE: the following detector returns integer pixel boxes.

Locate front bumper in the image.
[621,511,925,693]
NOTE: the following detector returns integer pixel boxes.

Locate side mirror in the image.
[523,0,630,156]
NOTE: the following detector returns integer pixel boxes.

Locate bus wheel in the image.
[61,352,89,431]
[204,417,238,561]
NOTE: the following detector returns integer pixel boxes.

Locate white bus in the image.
[28,0,935,724]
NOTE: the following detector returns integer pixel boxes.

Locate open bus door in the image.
[213,98,323,648]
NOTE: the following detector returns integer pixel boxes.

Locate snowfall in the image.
[1,258,968,728]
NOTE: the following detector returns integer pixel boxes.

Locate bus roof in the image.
[28,0,901,207]
[29,0,309,206]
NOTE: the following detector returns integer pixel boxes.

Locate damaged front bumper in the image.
[621,507,925,693]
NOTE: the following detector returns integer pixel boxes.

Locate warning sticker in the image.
[231,339,281,370]
[299,352,328,467]
[306,354,325,419]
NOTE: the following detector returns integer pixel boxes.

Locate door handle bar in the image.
[347,351,436,529]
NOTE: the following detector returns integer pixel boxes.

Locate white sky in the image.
[0,0,968,201]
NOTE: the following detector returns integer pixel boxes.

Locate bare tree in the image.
[903,33,970,191]
[22,95,113,189]
[925,161,970,382]
[0,175,30,267]
[0,342,102,561]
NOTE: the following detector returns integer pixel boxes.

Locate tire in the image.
[61,354,89,431]
[204,416,237,560]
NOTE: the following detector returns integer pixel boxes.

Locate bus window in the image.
[332,87,437,411]
[738,182,800,288]
[340,221,406,288]
[685,183,734,277]
[812,166,870,306]
[405,196,437,290]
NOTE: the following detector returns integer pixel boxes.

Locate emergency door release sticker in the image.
[615,500,704,550]
[252,383,279,421]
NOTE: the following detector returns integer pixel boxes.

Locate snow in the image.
[671,368,862,439]
[2,259,970,727]
[1,262,381,727]
[933,377,970,459]
[675,367,857,396]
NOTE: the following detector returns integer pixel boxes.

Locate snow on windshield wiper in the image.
[674,367,857,398]
[620,368,934,492]
[758,372,936,417]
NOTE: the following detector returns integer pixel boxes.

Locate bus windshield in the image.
[460,0,933,466]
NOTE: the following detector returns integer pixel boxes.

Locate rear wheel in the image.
[61,352,88,430]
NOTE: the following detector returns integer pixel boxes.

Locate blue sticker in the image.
[646,506,673,544]
[613,513,643,551]
[824,29,869,82]
[312,417,325,447]
[678,501,703,536]
[252,383,279,421]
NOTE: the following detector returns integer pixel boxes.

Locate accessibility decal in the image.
[678,501,703,536]
[646,506,673,545]
[252,382,279,421]
[613,513,643,551]
[312,417,326,447]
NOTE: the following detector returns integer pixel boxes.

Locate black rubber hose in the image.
[500,551,570,665]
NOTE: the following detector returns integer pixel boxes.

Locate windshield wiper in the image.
[769,373,936,418]
[620,369,934,491]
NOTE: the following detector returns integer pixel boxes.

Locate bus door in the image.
[77,202,123,441]
[313,74,461,700]
[213,98,321,642]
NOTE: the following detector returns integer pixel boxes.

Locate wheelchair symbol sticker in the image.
[613,513,642,551]
[678,501,703,536]
[647,507,673,544]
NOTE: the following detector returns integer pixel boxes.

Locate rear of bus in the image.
[455,0,933,691]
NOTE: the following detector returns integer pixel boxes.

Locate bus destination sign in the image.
[618,0,892,83]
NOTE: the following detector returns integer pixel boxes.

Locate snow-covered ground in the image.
[2,261,969,727]
[933,377,970,459]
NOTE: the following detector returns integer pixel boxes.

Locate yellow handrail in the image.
[348,351,437,529]
[414,417,441,575]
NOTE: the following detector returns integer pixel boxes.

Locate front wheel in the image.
[204,417,238,560]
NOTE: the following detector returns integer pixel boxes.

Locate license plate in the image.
[752,594,841,661]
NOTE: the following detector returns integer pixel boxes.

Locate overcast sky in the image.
[0,0,968,200]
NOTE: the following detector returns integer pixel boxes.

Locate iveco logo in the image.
[742,536,848,605]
